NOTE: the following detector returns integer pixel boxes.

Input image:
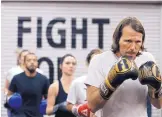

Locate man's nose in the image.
[130,42,136,51]
[31,60,35,64]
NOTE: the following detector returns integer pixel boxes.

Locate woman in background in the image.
[46,54,77,117]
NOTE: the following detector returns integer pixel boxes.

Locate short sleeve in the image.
[67,80,77,104]
[43,77,50,98]
[9,76,17,93]
[85,54,105,88]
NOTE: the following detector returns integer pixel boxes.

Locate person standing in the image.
[4,50,29,117]
[85,17,162,117]
[66,49,102,117]
[7,53,49,117]
[46,54,77,117]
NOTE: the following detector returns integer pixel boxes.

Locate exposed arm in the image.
[7,90,14,96]
[66,102,74,112]
[138,60,162,109]
[67,102,96,117]
[46,81,58,115]
[145,53,162,108]
[4,79,10,94]
[4,71,11,94]
[86,56,138,113]
[67,79,96,117]
[150,96,162,109]
[85,54,107,113]
[86,85,107,113]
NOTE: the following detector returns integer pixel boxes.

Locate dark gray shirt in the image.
[9,72,49,117]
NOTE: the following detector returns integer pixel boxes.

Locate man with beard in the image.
[7,53,49,117]
[4,50,44,117]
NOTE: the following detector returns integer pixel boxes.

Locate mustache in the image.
[126,52,136,54]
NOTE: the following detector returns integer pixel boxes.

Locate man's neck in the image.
[25,70,37,78]
[115,52,121,58]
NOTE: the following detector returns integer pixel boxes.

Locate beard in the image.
[26,67,36,74]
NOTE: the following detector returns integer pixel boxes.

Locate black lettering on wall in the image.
[46,18,66,48]
[38,57,54,84]
[37,17,42,48]
[57,57,62,80]
[72,18,87,48]
[92,18,110,49]
[18,17,31,47]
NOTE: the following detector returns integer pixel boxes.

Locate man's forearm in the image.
[150,97,162,109]
[7,90,14,96]
[87,86,107,113]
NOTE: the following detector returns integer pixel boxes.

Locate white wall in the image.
[1,2,162,117]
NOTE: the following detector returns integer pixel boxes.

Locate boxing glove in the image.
[72,103,91,117]
[39,100,47,115]
[7,93,22,109]
[139,61,162,99]
[100,56,138,100]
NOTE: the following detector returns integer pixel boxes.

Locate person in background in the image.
[4,50,29,94]
[7,52,49,117]
[66,49,102,117]
[4,50,29,117]
[46,54,77,117]
[4,49,44,95]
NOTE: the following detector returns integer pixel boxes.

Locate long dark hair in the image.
[59,54,76,65]
[58,54,76,79]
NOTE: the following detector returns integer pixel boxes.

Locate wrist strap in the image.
[72,105,79,116]
[99,82,114,100]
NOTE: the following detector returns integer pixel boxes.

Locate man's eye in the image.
[125,40,131,42]
[136,41,142,44]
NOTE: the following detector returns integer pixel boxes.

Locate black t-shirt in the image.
[9,72,49,117]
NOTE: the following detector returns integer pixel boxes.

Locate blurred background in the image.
[1,0,162,117]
